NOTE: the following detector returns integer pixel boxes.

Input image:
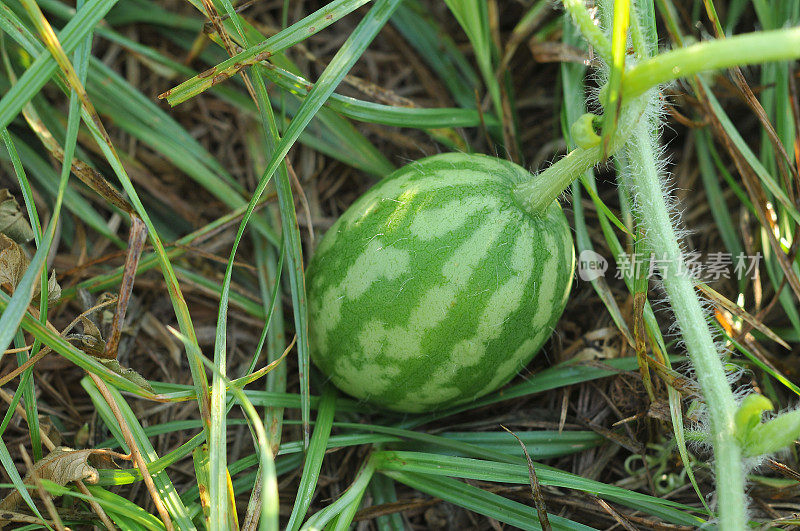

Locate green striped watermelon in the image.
[307,153,574,412]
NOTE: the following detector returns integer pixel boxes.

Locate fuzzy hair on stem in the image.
[556,2,762,525]
[618,102,747,528]
[534,3,800,523]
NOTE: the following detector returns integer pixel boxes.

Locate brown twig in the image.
[592,495,637,531]
[87,374,174,531]
[75,480,117,531]
[2,345,33,355]
[103,216,147,360]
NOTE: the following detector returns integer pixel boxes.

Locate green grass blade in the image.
[0,3,41,52]
[636,0,658,55]
[0,0,118,130]
[81,376,196,529]
[163,0,372,105]
[376,451,706,525]
[0,437,52,529]
[0,118,71,367]
[716,324,800,397]
[368,473,404,531]
[271,93,395,176]
[702,80,800,226]
[339,422,528,465]
[256,229,287,453]
[260,64,497,128]
[13,331,41,462]
[390,1,481,109]
[402,430,601,460]
[0,132,123,246]
[178,333,279,530]
[1,129,44,461]
[300,456,376,531]
[694,129,744,258]
[0,363,34,439]
[383,470,590,530]
[442,0,500,116]
[404,356,655,426]
[286,387,337,531]
[83,485,167,531]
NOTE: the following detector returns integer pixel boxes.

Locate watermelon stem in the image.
[512,95,647,216]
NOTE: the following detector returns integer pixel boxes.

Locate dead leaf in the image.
[571,343,618,362]
[0,234,61,304]
[63,317,152,390]
[647,399,673,423]
[0,447,124,519]
[44,270,61,305]
[0,234,28,293]
[32,268,62,306]
[0,189,34,243]
[74,316,105,357]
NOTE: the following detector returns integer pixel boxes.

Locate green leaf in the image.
[734,394,774,441]
[260,63,497,129]
[745,408,800,457]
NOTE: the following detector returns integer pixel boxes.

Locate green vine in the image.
[515,2,800,527]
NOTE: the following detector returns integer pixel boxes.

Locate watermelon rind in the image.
[307,153,575,413]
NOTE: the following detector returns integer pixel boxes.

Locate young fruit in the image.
[307,153,574,412]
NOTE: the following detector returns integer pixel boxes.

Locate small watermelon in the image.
[307,153,574,412]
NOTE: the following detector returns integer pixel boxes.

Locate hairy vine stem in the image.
[514,6,800,527]
[621,117,745,528]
